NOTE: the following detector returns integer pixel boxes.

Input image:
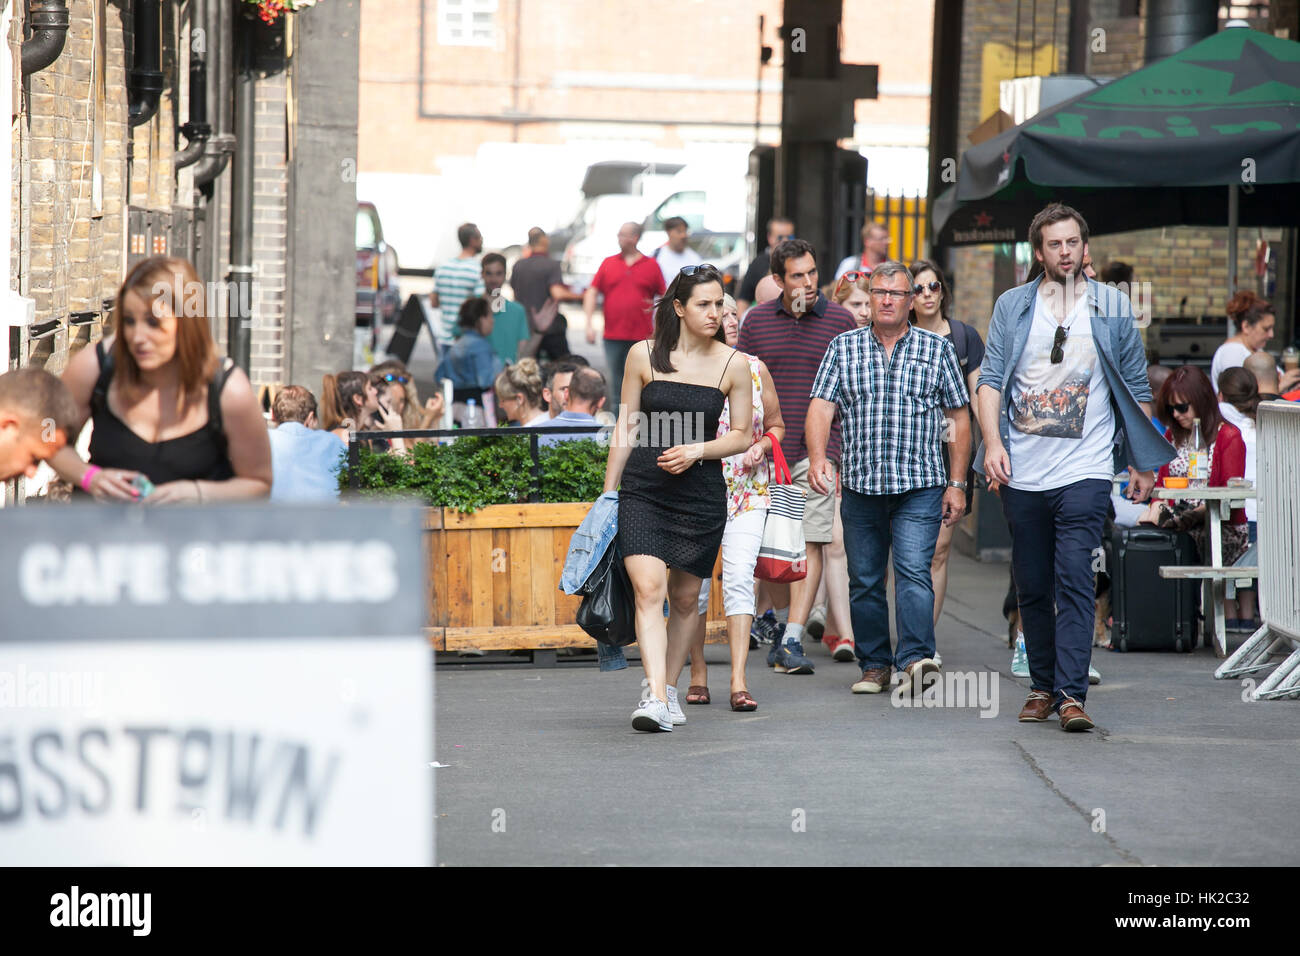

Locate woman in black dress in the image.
[50,256,271,502]
[602,264,753,733]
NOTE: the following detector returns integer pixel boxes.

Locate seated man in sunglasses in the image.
[974,203,1174,733]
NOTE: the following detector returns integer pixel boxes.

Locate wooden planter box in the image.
[426,502,729,651]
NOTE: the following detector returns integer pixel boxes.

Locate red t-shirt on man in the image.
[591,253,665,341]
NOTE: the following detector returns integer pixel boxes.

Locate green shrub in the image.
[340,435,609,512]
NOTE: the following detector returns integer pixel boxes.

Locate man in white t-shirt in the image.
[653,216,702,288]
[977,204,1173,734]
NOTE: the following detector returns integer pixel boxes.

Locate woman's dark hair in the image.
[1158,365,1221,446]
[651,265,725,373]
[1226,290,1272,332]
[458,296,491,330]
[320,370,369,432]
[908,258,952,322]
[1219,366,1261,420]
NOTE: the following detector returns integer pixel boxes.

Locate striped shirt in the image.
[435,256,485,341]
[736,292,855,464]
[811,325,969,495]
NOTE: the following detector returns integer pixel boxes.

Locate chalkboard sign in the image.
[385,293,439,366]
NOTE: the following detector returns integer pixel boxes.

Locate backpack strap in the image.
[91,340,115,414]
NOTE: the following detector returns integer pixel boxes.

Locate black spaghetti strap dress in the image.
[83,341,236,488]
[617,344,736,579]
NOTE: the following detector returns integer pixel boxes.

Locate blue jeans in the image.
[597,641,628,671]
[604,339,637,412]
[1001,479,1110,706]
[840,486,944,671]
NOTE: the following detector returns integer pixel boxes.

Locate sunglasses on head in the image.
[1050,326,1068,365]
[382,373,410,385]
[679,263,720,278]
[1168,402,1191,414]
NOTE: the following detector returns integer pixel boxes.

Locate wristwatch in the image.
[947,479,968,490]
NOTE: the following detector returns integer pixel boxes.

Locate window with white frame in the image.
[438,0,498,47]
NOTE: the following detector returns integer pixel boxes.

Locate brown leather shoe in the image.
[1058,696,1095,732]
[1018,690,1054,722]
[901,658,940,696]
[851,666,892,694]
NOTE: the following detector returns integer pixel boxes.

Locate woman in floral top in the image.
[684,295,784,711]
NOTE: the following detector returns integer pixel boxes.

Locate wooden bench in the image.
[1159,565,1258,588]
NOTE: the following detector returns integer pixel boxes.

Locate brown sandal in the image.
[686,685,710,705]
[730,690,757,711]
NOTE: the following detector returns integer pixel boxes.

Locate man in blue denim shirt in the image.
[975,203,1173,733]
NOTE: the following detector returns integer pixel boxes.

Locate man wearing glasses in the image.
[806,262,970,697]
[975,203,1173,732]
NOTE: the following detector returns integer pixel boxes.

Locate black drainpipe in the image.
[173,0,210,170]
[21,0,70,76]
[1145,0,1218,62]
[129,0,164,127]
[194,0,234,187]
[227,12,256,372]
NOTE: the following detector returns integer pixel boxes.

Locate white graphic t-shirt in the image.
[1008,291,1116,491]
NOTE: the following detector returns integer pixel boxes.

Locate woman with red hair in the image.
[50,256,272,502]
[1140,364,1248,565]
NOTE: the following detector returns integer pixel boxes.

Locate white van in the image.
[640,172,748,254]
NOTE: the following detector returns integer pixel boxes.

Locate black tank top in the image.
[87,341,237,485]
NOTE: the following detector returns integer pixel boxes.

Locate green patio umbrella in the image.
[934,25,1300,296]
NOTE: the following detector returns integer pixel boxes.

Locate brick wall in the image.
[13,0,133,374]
[358,0,932,174]
[250,72,288,386]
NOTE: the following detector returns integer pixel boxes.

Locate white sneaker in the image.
[933,651,943,668]
[631,697,673,733]
[665,685,687,725]
[1088,663,1102,685]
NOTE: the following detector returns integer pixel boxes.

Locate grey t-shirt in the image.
[510,254,563,317]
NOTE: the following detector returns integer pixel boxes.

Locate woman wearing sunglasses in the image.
[831,270,872,328]
[369,358,444,430]
[909,261,984,638]
[1140,365,1248,565]
[604,263,753,733]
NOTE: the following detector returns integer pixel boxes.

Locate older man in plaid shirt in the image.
[806,261,971,696]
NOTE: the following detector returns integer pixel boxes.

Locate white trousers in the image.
[697,507,768,617]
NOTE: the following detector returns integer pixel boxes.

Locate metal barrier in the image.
[1216,401,1300,698]
[346,425,611,503]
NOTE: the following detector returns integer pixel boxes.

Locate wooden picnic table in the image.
[1152,485,1256,658]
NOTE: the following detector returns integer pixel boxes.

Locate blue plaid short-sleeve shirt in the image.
[811,325,969,495]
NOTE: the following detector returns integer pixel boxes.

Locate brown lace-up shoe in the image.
[851,666,892,694]
[1018,690,1054,722]
[1058,696,1095,732]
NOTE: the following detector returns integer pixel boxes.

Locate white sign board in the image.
[0,504,433,865]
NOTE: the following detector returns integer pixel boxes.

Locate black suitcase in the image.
[1106,527,1199,652]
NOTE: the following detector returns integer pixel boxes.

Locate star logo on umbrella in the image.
[974,211,994,227]
[1183,35,1300,98]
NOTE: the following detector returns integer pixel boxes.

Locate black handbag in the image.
[575,542,638,647]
